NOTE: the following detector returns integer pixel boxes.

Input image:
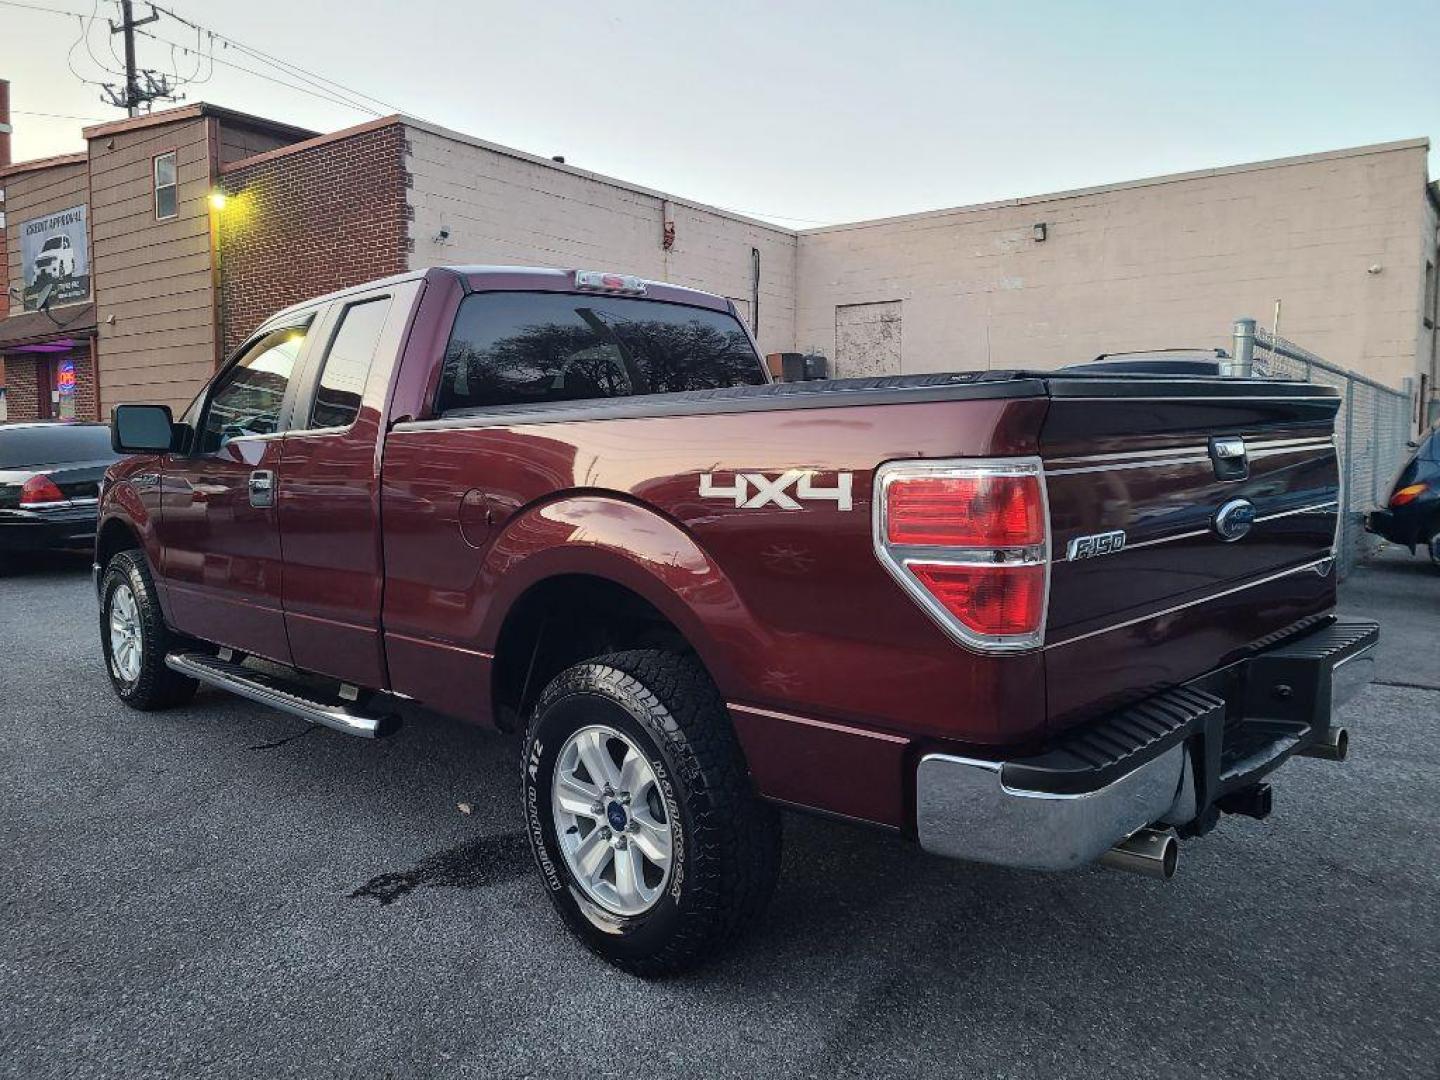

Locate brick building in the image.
[1,101,1436,429]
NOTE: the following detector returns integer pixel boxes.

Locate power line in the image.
[12,110,110,121]
[0,0,86,14]
[147,1,403,115]
[130,25,384,116]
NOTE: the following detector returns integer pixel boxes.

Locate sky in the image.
[2,0,1436,227]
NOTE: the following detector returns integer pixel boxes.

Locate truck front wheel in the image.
[100,550,198,710]
[521,649,781,976]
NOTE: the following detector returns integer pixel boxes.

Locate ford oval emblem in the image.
[1213,498,1257,542]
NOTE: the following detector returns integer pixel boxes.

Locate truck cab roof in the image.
[257,265,734,333]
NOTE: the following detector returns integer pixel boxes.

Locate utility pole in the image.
[103,1,172,116]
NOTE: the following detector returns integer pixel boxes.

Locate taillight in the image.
[1391,482,1428,507]
[19,474,66,507]
[874,459,1049,651]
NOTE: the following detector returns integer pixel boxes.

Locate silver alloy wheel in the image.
[108,582,143,684]
[551,724,674,916]
[1430,533,1440,567]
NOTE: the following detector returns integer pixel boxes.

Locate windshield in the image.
[0,425,115,469]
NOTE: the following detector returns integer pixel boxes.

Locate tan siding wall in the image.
[90,117,218,414]
[218,121,302,167]
[797,143,1431,390]
[404,124,797,357]
[2,160,90,315]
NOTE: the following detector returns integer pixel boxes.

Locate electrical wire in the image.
[130,25,383,116]
[0,0,86,14]
[148,1,403,114]
[11,110,110,121]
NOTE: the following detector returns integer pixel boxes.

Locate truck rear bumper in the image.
[915,617,1378,871]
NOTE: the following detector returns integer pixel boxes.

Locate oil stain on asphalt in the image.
[349,832,531,906]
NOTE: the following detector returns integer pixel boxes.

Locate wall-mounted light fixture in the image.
[208,190,227,212]
[1033,222,1047,242]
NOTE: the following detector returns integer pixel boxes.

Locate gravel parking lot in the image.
[3,548,1437,1080]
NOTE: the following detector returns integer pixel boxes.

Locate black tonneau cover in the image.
[415,369,1336,431]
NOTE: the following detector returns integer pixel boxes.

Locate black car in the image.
[1366,420,1440,569]
[0,421,119,566]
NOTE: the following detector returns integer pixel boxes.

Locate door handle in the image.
[249,469,276,508]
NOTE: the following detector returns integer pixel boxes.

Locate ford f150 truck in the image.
[97,266,1377,975]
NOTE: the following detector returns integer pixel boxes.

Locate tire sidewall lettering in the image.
[523,683,690,941]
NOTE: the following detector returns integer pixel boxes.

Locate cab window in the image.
[199,323,309,452]
[307,297,392,429]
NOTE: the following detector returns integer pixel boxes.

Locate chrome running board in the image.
[164,652,400,739]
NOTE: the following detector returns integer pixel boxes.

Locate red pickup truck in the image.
[97,266,1377,974]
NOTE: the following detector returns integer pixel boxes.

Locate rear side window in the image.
[0,425,115,468]
[309,297,392,429]
[436,291,764,415]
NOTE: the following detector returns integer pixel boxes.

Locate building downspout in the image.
[750,247,760,336]
[0,79,11,167]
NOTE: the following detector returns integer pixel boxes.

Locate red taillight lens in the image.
[875,459,1049,650]
[908,562,1045,637]
[1391,482,1428,507]
[19,474,66,507]
[886,473,1044,547]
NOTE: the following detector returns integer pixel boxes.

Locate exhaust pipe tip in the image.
[1099,826,1178,881]
[1299,726,1349,762]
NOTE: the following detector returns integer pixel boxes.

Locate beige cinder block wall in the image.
[403,120,797,357]
[797,140,1433,390]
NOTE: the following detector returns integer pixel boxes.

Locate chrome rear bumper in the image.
[916,744,1189,871]
[915,617,1378,872]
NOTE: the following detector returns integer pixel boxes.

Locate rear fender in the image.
[480,494,764,697]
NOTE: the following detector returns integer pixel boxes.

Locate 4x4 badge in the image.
[699,470,853,510]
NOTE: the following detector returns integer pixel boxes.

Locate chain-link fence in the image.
[1234,320,1414,576]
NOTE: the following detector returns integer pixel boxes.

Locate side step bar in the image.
[165,652,401,739]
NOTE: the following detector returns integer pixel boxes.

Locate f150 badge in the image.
[699,470,853,511]
[1066,529,1127,560]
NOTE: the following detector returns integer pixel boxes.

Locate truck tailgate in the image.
[1040,376,1341,731]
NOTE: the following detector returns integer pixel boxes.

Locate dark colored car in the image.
[0,421,118,565]
[94,266,1375,974]
[1366,421,1440,568]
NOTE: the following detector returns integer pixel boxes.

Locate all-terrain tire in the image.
[521,649,781,976]
[100,549,198,710]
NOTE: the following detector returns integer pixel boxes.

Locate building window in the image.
[153,151,178,220]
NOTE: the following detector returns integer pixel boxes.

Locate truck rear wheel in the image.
[100,550,198,710]
[521,649,781,976]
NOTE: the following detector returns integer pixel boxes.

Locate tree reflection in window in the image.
[438,292,764,414]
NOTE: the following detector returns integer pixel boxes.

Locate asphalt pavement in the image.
[2,547,1437,1080]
